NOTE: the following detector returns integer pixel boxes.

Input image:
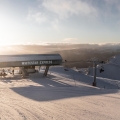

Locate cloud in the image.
[27,0,120,28]
[105,0,119,4]
[103,0,120,26]
[42,0,97,19]
[104,0,120,12]
[27,0,98,26]
[27,10,47,24]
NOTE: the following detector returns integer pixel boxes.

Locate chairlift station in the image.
[0,54,62,77]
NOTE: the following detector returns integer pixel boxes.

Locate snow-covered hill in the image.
[88,54,120,82]
[0,65,120,120]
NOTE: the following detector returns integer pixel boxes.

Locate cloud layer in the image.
[42,0,97,19]
[27,0,98,25]
[27,0,120,25]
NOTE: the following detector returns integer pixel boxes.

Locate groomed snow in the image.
[0,66,120,120]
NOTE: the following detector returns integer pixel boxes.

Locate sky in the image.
[0,0,120,45]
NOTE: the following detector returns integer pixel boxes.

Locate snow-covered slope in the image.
[88,54,120,81]
[50,66,119,89]
[0,66,120,120]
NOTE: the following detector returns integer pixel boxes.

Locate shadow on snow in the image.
[8,67,120,101]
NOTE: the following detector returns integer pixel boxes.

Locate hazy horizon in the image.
[1,43,120,55]
[0,43,120,68]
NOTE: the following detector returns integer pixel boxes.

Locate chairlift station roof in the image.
[0,54,62,67]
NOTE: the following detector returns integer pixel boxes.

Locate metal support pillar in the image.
[39,66,41,72]
[44,66,49,76]
[21,67,29,78]
[92,62,97,86]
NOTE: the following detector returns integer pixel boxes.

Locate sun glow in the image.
[0,14,20,46]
